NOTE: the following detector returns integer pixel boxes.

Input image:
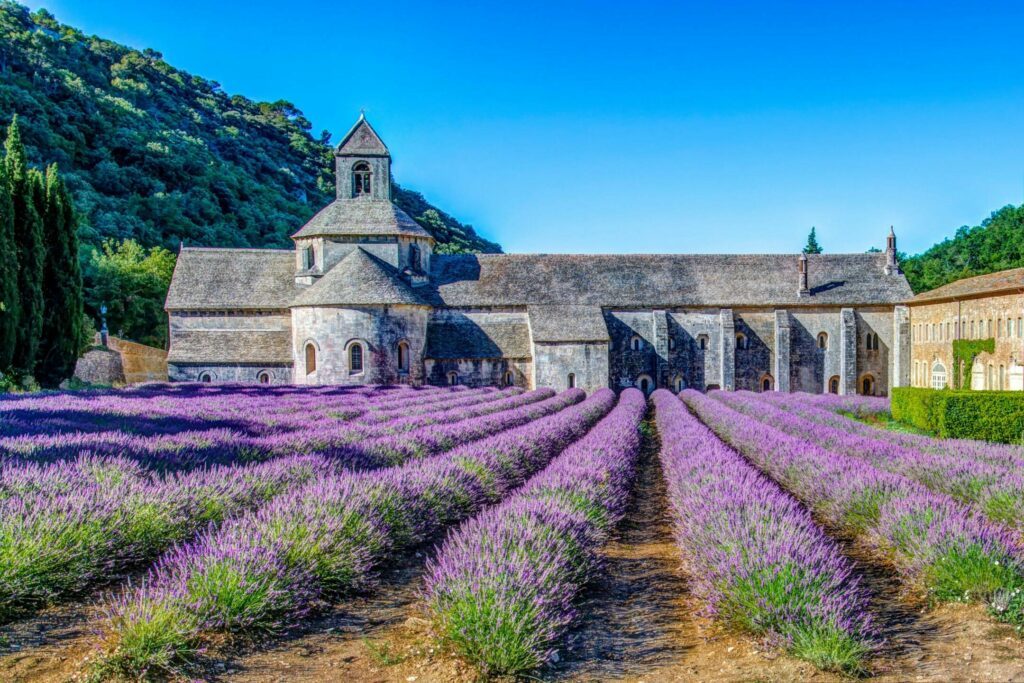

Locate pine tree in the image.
[803,226,823,254]
[0,160,18,371]
[5,117,45,376]
[36,164,83,387]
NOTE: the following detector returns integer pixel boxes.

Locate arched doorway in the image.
[760,374,773,392]
[828,375,840,394]
[637,374,653,395]
[859,374,875,396]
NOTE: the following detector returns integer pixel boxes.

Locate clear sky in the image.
[29,0,1024,255]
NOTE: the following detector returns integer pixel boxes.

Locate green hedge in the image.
[891,387,1024,444]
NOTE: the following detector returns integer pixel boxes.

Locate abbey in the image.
[165,115,914,396]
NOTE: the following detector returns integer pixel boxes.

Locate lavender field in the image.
[2,383,1024,682]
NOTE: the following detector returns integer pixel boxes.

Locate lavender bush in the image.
[424,389,646,676]
[681,390,1024,626]
[97,389,616,678]
[654,390,875,672]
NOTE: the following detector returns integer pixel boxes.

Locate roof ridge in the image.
[181,247,293,254]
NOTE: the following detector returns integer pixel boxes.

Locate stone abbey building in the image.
[165,116,914,396]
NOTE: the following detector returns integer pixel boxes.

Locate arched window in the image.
[735,332,748,350]
[349,343,364,374]
[630,335,642,351]
[761,374,773,392]
[697,334,709,351]
[409,243,421,273]
[816,332,828,350]
[199,372,212,383]
[447,371,459,386]
[637,375,653,395]
[1000,364,1006,390]
[353,161,371,197]
[567,373,576,389]
[828,376,840,394]
[257,371,271,384]
[397,341,410,373]
[860,374,875,396]
[304,343,317,375]
[673,376,685,393]
[865,332,880,351]
[503,370,514,387]
[931,362,947,390]
[988,363,995,390]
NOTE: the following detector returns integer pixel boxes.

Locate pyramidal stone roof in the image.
[291,199,433,240]
[336,115,389,156]
[165,248,297,311]
[291,248,425,307]
[911,267,1024,304]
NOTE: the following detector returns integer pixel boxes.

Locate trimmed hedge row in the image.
[891,387,1024,444]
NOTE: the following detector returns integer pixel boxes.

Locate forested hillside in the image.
[0,1,500,254]
[901,204,1024,293]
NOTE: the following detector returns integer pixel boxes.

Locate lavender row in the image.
[0,391,576,622]
[769,391,890,419]
[762,391,1024,471]
[424,389,646,676]
[0,387,536,469]
[681,391,1024,627]
[96,390,618,677]
[654,391,874,673]
[0,454,331,623]
[715,391,1024,531]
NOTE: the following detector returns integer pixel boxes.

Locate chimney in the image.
[884,226,900,275]
[798,253,810,297]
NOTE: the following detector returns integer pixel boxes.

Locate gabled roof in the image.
[291,248,426,307]
[427,252,913,308]
[167,330,292,364]
[911,267,1024,305]
[336,115,389,156]
[165,248,296,311]
[425,312,532,359]
[528,305,610,342]
[290,199,433,240]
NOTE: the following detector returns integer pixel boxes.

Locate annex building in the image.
[165,115,915,396]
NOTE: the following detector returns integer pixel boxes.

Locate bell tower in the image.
[335,113,391,201]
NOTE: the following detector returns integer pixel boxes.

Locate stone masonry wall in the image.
[532,342,609,394]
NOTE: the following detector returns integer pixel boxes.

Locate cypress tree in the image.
[5,117,45,376]
[0,160,17,371]
[36,164,83,387]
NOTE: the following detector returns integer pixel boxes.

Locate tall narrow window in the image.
[397,341,410,373]
[409,243,421,273]
[447,371,459,386]
[630,335,642,351]
[761,375,773,392]
[303,245,315,270]
[828,376,840,394]
[817,332,828,350]
[349,343,364,374]
[697,335,708,351]
[503,370,514,387]
[735,333,748,350]
[353,161,371,197]
[305,343,317,375]
[567,373,576,389]
[673,376,684,393]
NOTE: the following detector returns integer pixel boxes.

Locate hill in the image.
[0,1,501,254]
[901,204,1024,294]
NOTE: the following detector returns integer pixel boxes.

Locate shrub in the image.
[891,388,1024,444]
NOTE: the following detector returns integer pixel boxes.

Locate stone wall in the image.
[532,342,608,394]
[168,364,291,384]
[73,346,124,385]
[107,336,168,383]
[910,292,1024,390]
[424,358,532,388]
[292,304,430,385]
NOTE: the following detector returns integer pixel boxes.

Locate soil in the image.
[4,413,1024,682]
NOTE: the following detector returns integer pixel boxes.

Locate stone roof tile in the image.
[291,248,426,307]
[291,199,432,239]
[167,330,292,364]
[528,305,610,342]
[428,253,913,307]
[165,248,296,311]
[911,267,1024,304]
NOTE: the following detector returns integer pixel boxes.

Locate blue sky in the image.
[31,1,1024,255]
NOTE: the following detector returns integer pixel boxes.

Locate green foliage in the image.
[36,163,84,387]
[5,116,44,374]
[802,226,823,254]
[0,144,16,368]
[952,338,994,390]
[891,387,1024,444]
[82,239,175,348]
[902,204,1024,294]
[0,1,500,258]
